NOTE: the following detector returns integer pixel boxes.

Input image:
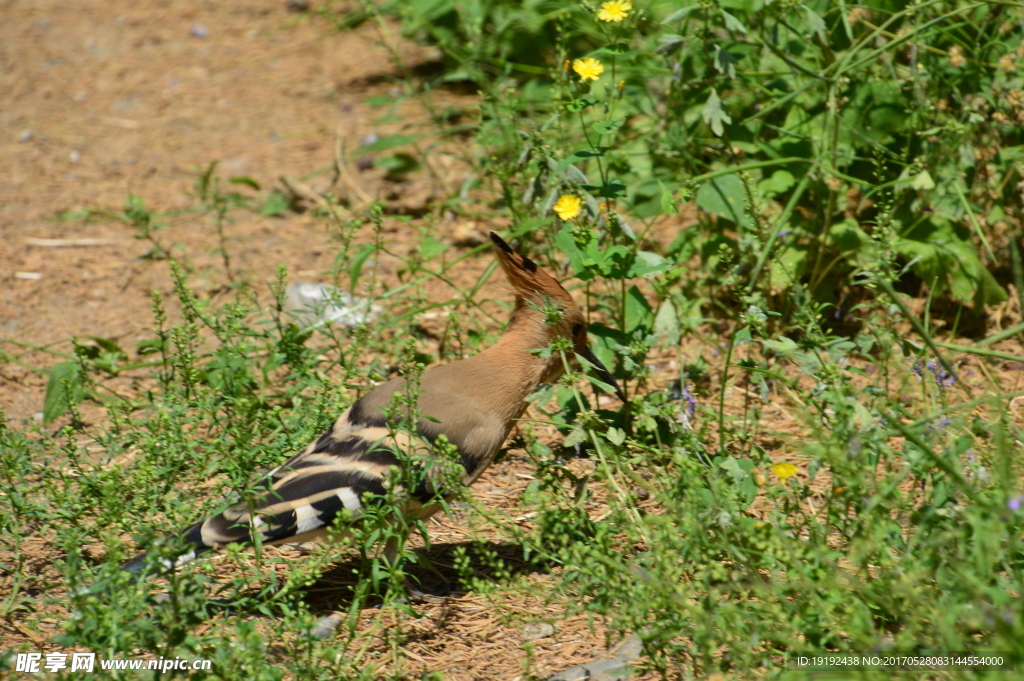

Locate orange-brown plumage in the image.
[123,231,622,575]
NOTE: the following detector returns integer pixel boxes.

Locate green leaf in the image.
[830,219,871,256]
[551,149,605,179]
[596,42,630,54]
[653,300,680,345]
[606,427,626,445]
[757,170,795,197]
[564,424,587,448]
[420,234,449,260]
[361,134,418,152]
[259,190,291,217]
[527,384,555,405]
[719,456,747,483]
[564,163,588,185]
[43,361,83,426]
[713,45,739,78]
[555,224,593,280]
[770,243,811,286]
[349,242,376,293]
[701,89,732,137]
[374,152,421,179]
[585,374,619,394]
[592,120,624,135]
[910,170,935,190]
[658,181,679,216]
[720,0,762,11]
[656,34,686,56]
[624,286,654,333]
[661,6,697,23]
[58,209,97,221]
[760,336,799,356]
[85,336,127,360]
[83,337,128,374]
[720,10,748,33]
[136,338,166,355]
[572,147,607,158]
[582,178,627,198]
[805,7,827,42]
[587,323,621,375]
[626,251,671,278]
[695,173,752,227]
[229,176,260,190]
[897,218,1007,306]
[567,97,599,113]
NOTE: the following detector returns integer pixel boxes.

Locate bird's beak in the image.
[578,346,627,402]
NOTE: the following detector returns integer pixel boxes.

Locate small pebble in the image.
[309,613,343,640]
[360,132,379,147]
[631,486,651,502]
[69,150,80,163]
[189,24,208,39]
[17,129,33,143]
[356,155,374,171]
[451,222,486,247]
[523,622,555,640]
[286,0,310,11]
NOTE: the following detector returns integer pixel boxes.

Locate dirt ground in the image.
[0,0,476,419]
[3,1,1024,679]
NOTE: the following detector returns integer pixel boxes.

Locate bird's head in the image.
[490,231,626,402]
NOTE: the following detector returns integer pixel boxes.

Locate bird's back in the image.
[123,353,515,573]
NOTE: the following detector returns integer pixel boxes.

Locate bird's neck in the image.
[478,312,562,409]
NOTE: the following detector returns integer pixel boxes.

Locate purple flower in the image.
[777,229,791,237]
[927,358,956,388]
[1008,496,1023,512]
[911,358,956,388]
[682,384,696,417]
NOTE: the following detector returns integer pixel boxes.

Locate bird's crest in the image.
[489,231,575,308]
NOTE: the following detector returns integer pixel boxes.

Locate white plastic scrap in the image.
[285,283,381,328]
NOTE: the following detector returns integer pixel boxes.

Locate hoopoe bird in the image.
[123,232,623,576]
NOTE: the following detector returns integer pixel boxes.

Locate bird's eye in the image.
[571,323,584,336]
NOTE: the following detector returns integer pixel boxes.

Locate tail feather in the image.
[120,520,213,576]
[119,406,441,576]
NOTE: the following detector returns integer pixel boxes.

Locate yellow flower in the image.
[572,57,604,82]
[553,194,583,220]
[771,463,799,484]
[597,0,632,22]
